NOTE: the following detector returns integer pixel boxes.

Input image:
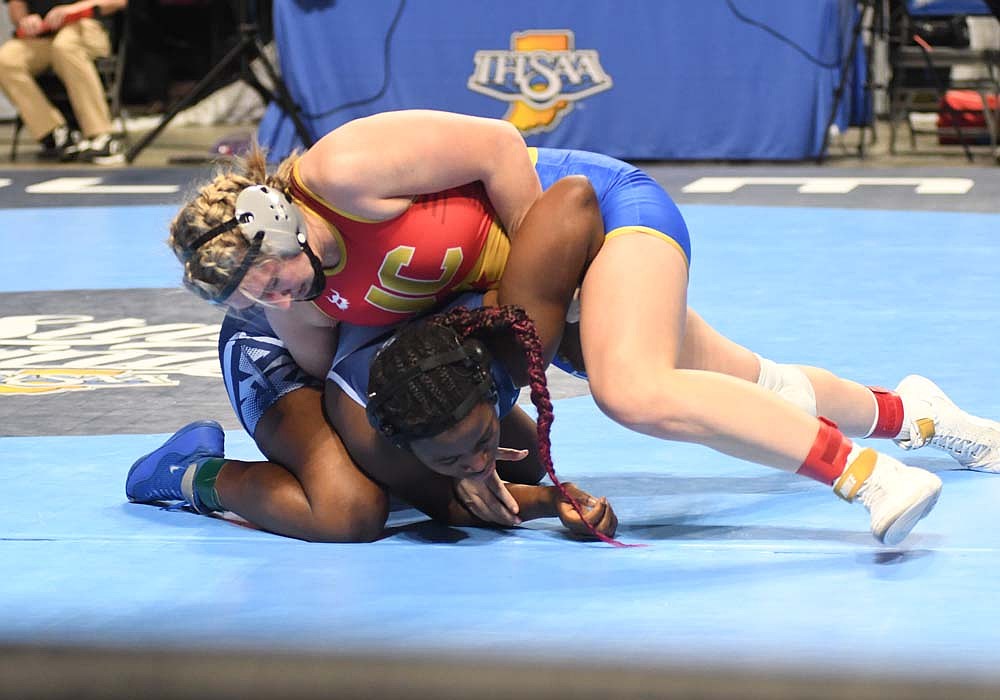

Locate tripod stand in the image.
[124,0,315,164]
[817,0,885,163]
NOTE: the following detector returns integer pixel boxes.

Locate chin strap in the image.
[183,214,251,262]
[187,230,266,306]
[299,235,327,301]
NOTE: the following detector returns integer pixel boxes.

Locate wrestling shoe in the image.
[894,374,1000,472]
[126,420,224,510]
[834,449,942,546]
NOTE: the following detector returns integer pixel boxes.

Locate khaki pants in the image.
[0,18,112,141]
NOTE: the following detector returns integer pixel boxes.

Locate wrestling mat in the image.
[2,164,1000,699]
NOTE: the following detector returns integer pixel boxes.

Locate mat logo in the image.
[0,368,176,395]
[0,314,221,396]
[468,30,613,134]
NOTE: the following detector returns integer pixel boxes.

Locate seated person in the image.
[0,0,126,163]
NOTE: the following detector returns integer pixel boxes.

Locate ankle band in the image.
[193,458,226,512]
[866,386,904,439]
[797,417,853,485]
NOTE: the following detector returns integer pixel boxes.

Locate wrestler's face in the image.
[409,401,501,481]
[232,253,316,310]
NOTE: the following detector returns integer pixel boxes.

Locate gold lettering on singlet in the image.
[365,246,465,313]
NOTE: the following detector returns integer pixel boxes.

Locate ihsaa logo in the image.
[467,30,613,134]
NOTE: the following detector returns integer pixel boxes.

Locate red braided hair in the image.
[432,304,632,547]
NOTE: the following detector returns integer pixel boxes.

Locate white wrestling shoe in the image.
[834,448,942,546]
[894,374,1000,472]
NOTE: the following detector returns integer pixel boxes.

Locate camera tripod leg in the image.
[243,37,315,148]
[124,9,314,164]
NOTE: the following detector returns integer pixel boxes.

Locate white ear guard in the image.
[234,185,307,258]
[183,184,325,306]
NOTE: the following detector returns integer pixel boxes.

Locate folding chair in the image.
[887,0,1000,159]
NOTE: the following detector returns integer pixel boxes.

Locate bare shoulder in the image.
[298,119,417,220]
[297,134,355,193]
[296,128,379,212]
[300,110,463,181]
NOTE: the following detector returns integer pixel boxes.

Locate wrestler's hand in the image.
[453,448,528,526]
[556,482,618,538]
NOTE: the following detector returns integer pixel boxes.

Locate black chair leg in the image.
[10,117,23,162]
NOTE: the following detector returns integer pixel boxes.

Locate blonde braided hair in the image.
[167,143,301,303]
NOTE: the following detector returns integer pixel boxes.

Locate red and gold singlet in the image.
[289,163,511,326]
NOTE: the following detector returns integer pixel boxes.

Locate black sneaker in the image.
[59,139,87,162]
[37,125,77,161]
[80,133,125,165]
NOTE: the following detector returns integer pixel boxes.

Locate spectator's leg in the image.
[50,18,112,138]
[0,36,65,141]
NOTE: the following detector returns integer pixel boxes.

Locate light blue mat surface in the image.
[2,198,999,682]
[1,409,998,680]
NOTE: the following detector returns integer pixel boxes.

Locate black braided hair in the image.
[367,320,495,443]
[367,304,628,547]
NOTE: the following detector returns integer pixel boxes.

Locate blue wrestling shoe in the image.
[126,420,225,509]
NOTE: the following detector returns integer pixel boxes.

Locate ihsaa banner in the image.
[260,0,860,161]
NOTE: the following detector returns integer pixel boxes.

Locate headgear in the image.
[184,185,325,305]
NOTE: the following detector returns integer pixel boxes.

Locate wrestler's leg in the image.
[127,309,388,542]
[579,235,817,468]
[578,233,941,545]
[678,308,878,436]
[679,308,1000,469]
[212,386,389,542]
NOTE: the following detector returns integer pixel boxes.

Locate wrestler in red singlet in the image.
[289,163,511,326]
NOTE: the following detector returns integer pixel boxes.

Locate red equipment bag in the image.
[937,89,998,145]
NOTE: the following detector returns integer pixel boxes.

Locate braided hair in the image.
[367,304,627,546]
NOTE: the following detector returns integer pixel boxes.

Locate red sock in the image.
[797,417,853,485]
[867,386,904,439]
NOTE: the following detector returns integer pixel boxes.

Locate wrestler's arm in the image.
[494,405,546,485]
[265,303,340,380]
[231,385,390,542]
[297,110,542,236]
[489,176,605,385]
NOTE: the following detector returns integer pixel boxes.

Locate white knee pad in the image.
[755,355,818,416]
